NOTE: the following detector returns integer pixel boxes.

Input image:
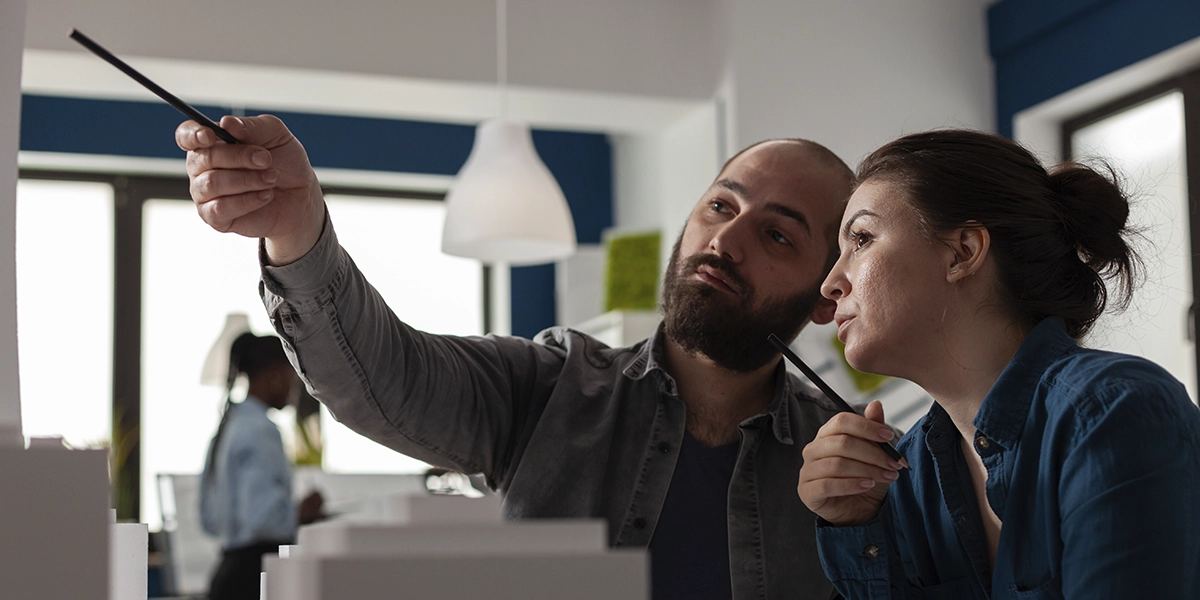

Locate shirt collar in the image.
[622,323,795,444]
[622,322,671,384]
[973,317,1077,450]
[240,395,272,414]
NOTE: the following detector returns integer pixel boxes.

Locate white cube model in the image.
[0,442,110,599]
[110,509,149,600]
[263,494,648,600]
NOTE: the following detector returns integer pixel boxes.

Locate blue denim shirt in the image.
[816,317,1200,599]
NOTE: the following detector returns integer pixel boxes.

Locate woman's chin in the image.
[843,345,870,373]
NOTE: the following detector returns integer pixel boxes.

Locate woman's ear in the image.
[945,222,990,283]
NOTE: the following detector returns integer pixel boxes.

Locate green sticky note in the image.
[605,231,661,311]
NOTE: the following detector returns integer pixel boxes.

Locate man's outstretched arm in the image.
[177,115,564,484]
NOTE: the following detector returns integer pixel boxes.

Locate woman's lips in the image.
[835,316,855,341]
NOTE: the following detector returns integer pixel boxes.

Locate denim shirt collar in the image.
[973,317,1077,451]
[622,323,794,445]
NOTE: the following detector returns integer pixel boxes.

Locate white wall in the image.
[1,0,26,445]
[25,0,724,100]
[726,0,995,165]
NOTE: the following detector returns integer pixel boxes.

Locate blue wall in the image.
[989,0,1200,137]
[19,94,612,338]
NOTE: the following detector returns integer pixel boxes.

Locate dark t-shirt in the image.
[648,431,740,600]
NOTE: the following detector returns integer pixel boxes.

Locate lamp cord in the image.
[497,0,508,119]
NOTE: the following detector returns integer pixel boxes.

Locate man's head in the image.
[660,139,853,372]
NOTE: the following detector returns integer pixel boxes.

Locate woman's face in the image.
[820,179,953,377]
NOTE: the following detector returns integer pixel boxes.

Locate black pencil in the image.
[768,333,903,461]
[68,29,238,144]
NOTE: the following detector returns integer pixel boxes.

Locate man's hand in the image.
[175,115,325,265]
[798,400,905,526]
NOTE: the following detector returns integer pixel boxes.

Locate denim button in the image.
[863,545,880,558]
[657,442,670,454]
[975,435,991,451]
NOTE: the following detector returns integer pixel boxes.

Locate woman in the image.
[797,130,1200,598]
[200,333,323,600]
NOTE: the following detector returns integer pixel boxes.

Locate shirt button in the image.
[633,517,647,530]
[862,545,880,558]
[975,435,991,451]
[657,442,670,454]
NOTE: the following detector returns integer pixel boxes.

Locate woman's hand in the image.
[798,400,906,526]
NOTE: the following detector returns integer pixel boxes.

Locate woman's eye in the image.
[853,231,872,250]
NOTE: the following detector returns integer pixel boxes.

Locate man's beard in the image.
[660,236,823,373]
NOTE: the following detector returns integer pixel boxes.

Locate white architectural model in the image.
[263,494,648,600]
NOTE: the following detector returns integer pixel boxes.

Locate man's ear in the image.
[810,296,837,325]
[945,222,990,283]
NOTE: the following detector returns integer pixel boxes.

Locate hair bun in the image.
[1047,161,1138,310]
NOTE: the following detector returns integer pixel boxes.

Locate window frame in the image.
[1060,67,1200,395]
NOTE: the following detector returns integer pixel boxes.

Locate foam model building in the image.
[263,494,648,600]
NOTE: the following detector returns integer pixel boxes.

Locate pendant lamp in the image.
[199,312,250,386]
[440,0,577,266]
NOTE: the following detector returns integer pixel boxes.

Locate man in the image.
[177,114,854,599]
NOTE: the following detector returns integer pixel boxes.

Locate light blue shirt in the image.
[199,396,296,550]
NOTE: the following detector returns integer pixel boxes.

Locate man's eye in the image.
[710,200,728,213]
[769,230,792,246]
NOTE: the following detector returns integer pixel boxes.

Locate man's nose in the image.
[709,220,747,263]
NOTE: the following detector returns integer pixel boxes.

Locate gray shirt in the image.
[259,214,840,599]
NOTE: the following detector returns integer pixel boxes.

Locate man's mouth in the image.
[695,264,740,294]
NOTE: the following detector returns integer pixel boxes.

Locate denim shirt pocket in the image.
[1010,574,1063,599]
[907,577,980,600]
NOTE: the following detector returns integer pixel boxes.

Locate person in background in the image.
[200,332,324,600]
[178,114,854,599]
[798,129,1200,598]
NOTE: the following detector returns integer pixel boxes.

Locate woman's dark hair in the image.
[227,332,289,386]
[856,129,1141,339]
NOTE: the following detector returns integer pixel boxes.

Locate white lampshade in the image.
[199,312,251,387]
[442,119,577,265]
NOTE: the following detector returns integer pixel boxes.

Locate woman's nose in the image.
[821,254,849,300]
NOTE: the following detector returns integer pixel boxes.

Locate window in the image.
[15,179,114,447]
[1065,83,1198,401]
[17,172,483,526]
